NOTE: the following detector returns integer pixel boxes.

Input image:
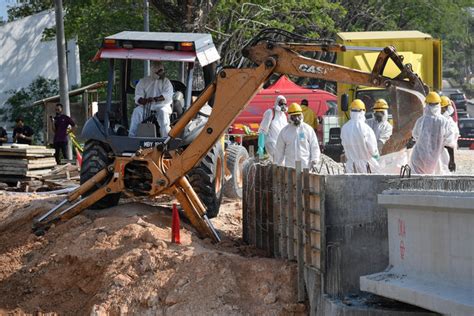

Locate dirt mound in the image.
[0,193,305,315]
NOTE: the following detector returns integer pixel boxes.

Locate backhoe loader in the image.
[33,28,427,242]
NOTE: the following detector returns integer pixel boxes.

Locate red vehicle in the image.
[227,75,337,147]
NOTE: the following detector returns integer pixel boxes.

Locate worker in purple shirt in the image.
[51,103,75,164]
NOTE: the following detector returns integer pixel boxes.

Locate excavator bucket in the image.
[382,86,425,155]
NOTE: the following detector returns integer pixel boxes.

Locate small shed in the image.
[33,82,106,145]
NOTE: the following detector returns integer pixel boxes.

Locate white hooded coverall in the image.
[341,111,380,173]
[258,95,288,160]
[410,104,457,175]
[129,66,174,137]
[274,121,320,169]
[366,110,393,153]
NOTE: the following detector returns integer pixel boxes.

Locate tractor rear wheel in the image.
[187,142,225,218]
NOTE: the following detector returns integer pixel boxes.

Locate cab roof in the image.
[106,31,215,51]
[94,31,220,66]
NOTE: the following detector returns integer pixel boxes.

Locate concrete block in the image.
[361,189,474,315]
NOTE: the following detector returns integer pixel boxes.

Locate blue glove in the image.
[257,132,265,158]
[372,153,380,161]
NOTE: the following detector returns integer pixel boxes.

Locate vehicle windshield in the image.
[355,89,393,113]
[450,93,465,101]
[325,100,337,115]
[459,120,474,128]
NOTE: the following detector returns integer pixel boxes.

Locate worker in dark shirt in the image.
[51,103,75,164]
[13,117,34,145]
[0,127,7,145]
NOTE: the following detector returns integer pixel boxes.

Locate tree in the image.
[1,77,58,143]
[149,0,219,32]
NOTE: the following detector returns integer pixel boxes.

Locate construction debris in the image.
[0,145,56,180]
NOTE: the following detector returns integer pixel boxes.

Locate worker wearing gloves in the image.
[341,99,380,173]
[274,103,320,169]
[258,95,288,160]
[440,96,459,172]
[129,61,174,137]
[366,99,393,153]
[409,92,457,175]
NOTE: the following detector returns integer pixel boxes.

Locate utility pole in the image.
[54,0,72,160]
[144,0,150,76]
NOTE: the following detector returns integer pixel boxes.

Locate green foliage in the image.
[3,77,58,143]
[5,0,473,91]
[208,0,345,65]
[6,0,53,22]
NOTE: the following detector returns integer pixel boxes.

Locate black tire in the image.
[187,142,224,218]
[80,140,121,209]
[223,144,249,199]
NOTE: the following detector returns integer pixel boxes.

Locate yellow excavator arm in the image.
[34,29,427,241]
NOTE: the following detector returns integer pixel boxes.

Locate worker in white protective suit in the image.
[275,103,320,169]
[341,99,380,173]
[441,95,459,172]
[366,99,393,153]
[409,92,457,175]
[257,95,288,160]
[129,61,174,137]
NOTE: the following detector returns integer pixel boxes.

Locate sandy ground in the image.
[0,194,306,315]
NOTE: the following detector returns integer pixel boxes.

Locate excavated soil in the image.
[0,192,305,315]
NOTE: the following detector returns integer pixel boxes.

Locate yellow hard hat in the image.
[350,99,366,111]
[425,91,441,104]
[440,95,451,107]
[373,99,389,111]
[288,103,303,115]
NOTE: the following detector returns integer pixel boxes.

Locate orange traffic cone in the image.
[171,203,181,244]
[75,148,83,167]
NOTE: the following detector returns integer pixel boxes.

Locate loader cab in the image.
[83,31,220,155]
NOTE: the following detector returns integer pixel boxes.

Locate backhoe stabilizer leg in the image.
[173,177,221,242]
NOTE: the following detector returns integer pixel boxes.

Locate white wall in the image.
[0,10,81,128]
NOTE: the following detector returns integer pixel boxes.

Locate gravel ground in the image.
[454,148,474,175]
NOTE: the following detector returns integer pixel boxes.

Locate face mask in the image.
[151,63,165,79]
[290,114,302,126]
[443,106,454,117]
[428,104,441,116]
[374,112,384,122]
[280,102,287,112]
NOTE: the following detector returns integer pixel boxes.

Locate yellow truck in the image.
[337,30,441,116]
[323,31,441,160]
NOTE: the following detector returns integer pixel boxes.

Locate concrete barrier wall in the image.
[242,163,447,315]
[361,189,474,315]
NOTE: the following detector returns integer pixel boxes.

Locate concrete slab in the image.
[361,271,473,316]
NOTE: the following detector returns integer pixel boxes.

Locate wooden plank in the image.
[255,163,262,249]
[267,165,276,256]
[295,161,305,302]
[304,169,312,266]
[261,164,268,253]
[280,166,288,258]
[272,165,280,258]
[287,167,295,261]
[242,159,249,244]
[319,175,326,274]
[249,162,257,246]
